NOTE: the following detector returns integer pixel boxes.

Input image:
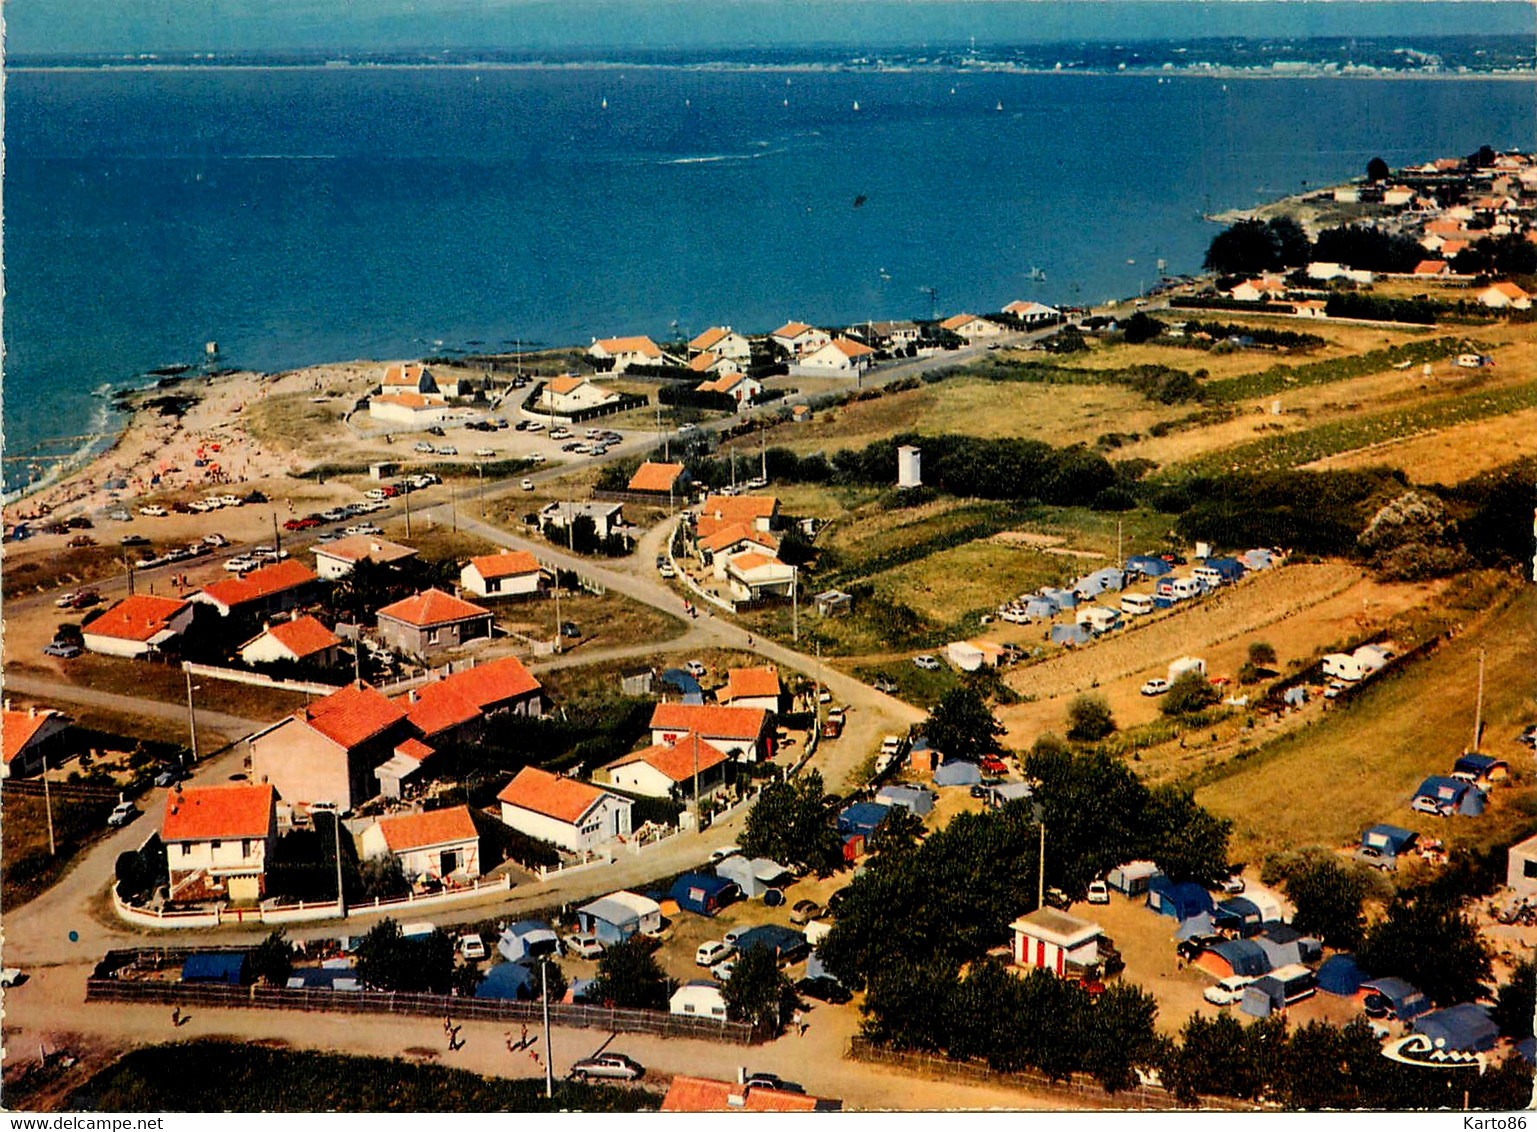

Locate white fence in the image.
[181,661,340,697]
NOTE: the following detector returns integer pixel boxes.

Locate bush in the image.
[1160,671,1219,717]
[1066,695,1116,742]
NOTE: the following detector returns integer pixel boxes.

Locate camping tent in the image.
[1240,977,1285,1018]
[1253,924,1311,969]
[498,920,561,962]
[1041,587,1078,610]
[1050,624,1091,647]
[577,891,663,945]
[669,873,740,916]
[181,953,248,985]
[1196,939,1270,979]
[475,962,536,1001]
[1213,897,1265,937]
[1453,753,1508,784]
[1317,954,1366,996]
[1124,555,1172,579]
[658,668,705,705]
[838,802,892,839]
[1146,877,1213,920]
[876,784,935,816]
[1107,861,1161,897]
[1412,1004,1499,1052]
[933,760,982,788]
[1175,913,1215,941]
[1363,976,1431,1021]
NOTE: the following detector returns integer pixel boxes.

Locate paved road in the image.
[0,671,265,736]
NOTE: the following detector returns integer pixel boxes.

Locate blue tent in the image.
[805,950,839,983]
[1041,587,1078,610]
[1414,775,1484,817]
[1125,555,1172,579]
[1453,753,1507,782]
[933,760,981,788]
[876,784,935,816]
[1204,557,1246,583]
[1175,913,1215,941]
[1253,926,1305,969]
[1517,1037,1536,1065]
[1205,939,1270,978]
[476,961,536,1001]
[658,669,705,705]
[838,802,892,839]
[1317,954,1366,996]
[1050,624,1091,647]
[181,952,248,985]
[1146,877,1213,920]
[1412,1004,1499,1052]
[499,920,561,962]
[734,925,808,963]
[1240,976,1285,1018]
[1024,597,1058,620]
[1360,824,1418,862]
[669,872,740,917]
[1212,896,1264,936]
[1363,977,1431,1021]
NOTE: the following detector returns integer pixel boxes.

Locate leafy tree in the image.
[1121,312,1163,345]
[1066,694,1116,742]
[1159,669,1219,716]
[925,686,1002,762]
[1247,641,1277,668]
[1165,1011,1267,1104]
[1266,216,1311,268]
[355,919,456,994]
[861,958,958,1052]
[722,944,795,1032]
[591,938,668,1009]
[1493,959,1535,1040]
[357,855,410,900]
[865,804,925,862]
[1366,156,1391,183]
[1357,896,1493,1007]
[1141,785,1232,886]
[1313,224,1425,274]
[1203,217,1310,276]
[739,769,843,876]
[1283,855,1367,949]
[249,930,295,988]
[1082,982,1162,1093]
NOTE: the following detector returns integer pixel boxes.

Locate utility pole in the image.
[478,464,485,517]
[553,575,562,655]
[1116,519,1123,567]
[450,481,458,532]
[404,483,413,538]
[791,566,799,644]
[41,750,56,856]
[332,812,347,917]
[184,671,200,767]
[1473,648,1486,752]
[272,510,281,557]
[1037,821,1046,910]
[541,958,554,1099]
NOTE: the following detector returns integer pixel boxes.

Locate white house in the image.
[82,594,195,659]
[1479,282,1532,310]
[698,494,779,534]
[540,500,626,540]
[699,524,780,576]
[1010,907,1103,977]
[940,313,1005,341]
[544,375,621,414]
[238,614,344,668]
[1507,833,1537,899]
[1230,276,1287,302]
[669,981,728,1020]
[1382,185,1415,206]
[649,702,772,763]
[460,550,544,599]
[718,666,783,712]
[380,363,449,402]
[794,336,876,375]
[769,321,830,357]
[588,336,665,373]
[597,734,730,800]
[688,351,744,377]
[696,372,761,405]
[1306,262,1374,284]
[1002,300,1060,326]
[313,536,418,581]
[689,326,752,362]
[360,804,481,883]
[368,393,459,427]
[497,766,632,854]
[863,319,922,347]
[723,551,796,602]
[161,783,278,905]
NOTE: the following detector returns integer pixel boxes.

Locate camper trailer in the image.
[1167,656,1207,684]
[1120,593,1155,617]
[1076,607,1121,634]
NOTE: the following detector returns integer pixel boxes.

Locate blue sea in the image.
[4,64,1534,490]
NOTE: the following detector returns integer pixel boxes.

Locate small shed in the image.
[498,920,561,963]
[181,952,249,986]
[1507,832,1537,898]
[1412,1004,1499,1052]
[669,872,740,917]
[1363,976,1431,1021]
[876,784,935,816]
[670,980,727,1019]
[814,589,853,618]
[932,760,981,788]
[620,667,655,697]
[475,961,537,1001]
[838,801,893,839]
[1317,954,1367,997]
[1146,877,1213,920]
[1010,907,1102,976]
[1107,861,1161,897]
[1194,939,1270,980]
[577,891,663,945]
[1050,624,1091,647]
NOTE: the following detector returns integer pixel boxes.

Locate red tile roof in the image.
[548,375,587,395]
[395,681,482,739]
[661,1076,822,1113]
[394,738,434,762]
[771,321,816,339]
[372,805,477,852]
[467,550,542,580]
[371,392,435,410]
[628,462,685,493]
[826,336,876,359]
[594,335,661,357]
[2,706,69,765]
[161,783,275,843]
[83,594,190,642]
[723,666,781,702]
[700,495,778,523]
[727,550,785,572]
[199,560,318,611]
[382,363,434,387]
[689,351,724,374]
[377,588,491,628]
[299,683,408,749]
[689,326,732,351]
[257,615,341,660]
[1413,259,1449,275]
[497,766,608,824]
[316,536,417,566]
[605,734,730,783]
[437,656,542,710]
[698,522,777,555]
[650,702,768,742]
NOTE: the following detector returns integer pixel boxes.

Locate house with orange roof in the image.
[697,522,780,576]
[1229,275,1288,302]
[940,313,1005,341]
[625,461,689,498]
[238,613,345,669]
[460,549,545,599]
[723,550,796,603]
[688,351,743,376]
[795,336,876,375]
[496,766,632,853]
[380,363,459,401]
[1002,300,1061,326]
[649,702,773,763]
[595,734,731,800]
[313,535,418,581]
[1413,259,1450,277]
[367,392,460,426]
[2,701,72,779]
[769,320,830,357]
[543,374,622,414]
[688,326,751,361]
[660,1075,837,1112]
[248,682,412,811]
[1440,239,1471,259]
[1478,281,1532,310]
[696,372,762,405]
[1424,217,1466,238]
[1382,185,1416,207]
[587,335,667,373]
[360,804,481,882]
[719,666,784,712]
[161,783,278,904]
[81,594,195,658]
[699,494,779,532]
[394,679,485,747]
[192,559,321,619]
[376,588,494,656]
[374,736,436,801]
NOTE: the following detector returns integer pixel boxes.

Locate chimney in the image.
[737,1066,746,1086]
[408,690,418,704]
[3,698,10,713]
[29,705,38,719]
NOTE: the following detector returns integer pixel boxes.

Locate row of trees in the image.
[1206,215,1532,280]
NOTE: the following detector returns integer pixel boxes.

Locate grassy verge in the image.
[1201,335,1476,402]
[0,791,120,913]
[498,589,686,651]
[64,1040,656,1113]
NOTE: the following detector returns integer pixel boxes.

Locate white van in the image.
[1192,566,1224,589]
[1121,593,1155,616]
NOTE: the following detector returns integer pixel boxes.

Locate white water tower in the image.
[897,445,922,489]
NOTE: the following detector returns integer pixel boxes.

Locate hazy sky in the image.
[8,0,1534,56]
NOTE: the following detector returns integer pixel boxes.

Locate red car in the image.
[980,755,1009,776]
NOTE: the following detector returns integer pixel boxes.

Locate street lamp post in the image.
[41,750,56,856]
[541,958,554,1099]
[184,672,201,768]
[332,811,347,918]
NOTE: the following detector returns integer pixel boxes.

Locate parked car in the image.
[743,1072,803,1094]
[1362,992,1392,1019]
[458,934,487,961]
[43,641,82,659]
[684,660,707,678]
[436,446,458,456]
[1140,678,1170,696]
[414,441,435,452]
[789,900,822,925]
[569,1053,644,1082]
[1204,975,1257,1007]
[709,845,740,863]
[871,677,898,694]
[138,505,168,517]
[696,940,733,967]
[796,976,852,1005]
[120,534,150,547]
[710,958,737,982]
[980,755,1009,776]
[560,621,581,639]
[563,932,604,959]
[1176,935,1220,963]
[1086,880,1110,905]
[912,654,940,671]
[107,801,138,828]
[1220,874,1246,895]
[108,509,131,522]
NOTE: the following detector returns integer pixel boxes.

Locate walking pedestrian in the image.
[171,1006,181,1028]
